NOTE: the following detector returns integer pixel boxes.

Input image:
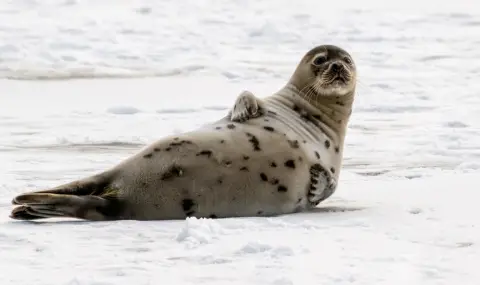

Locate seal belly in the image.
[116,123,309,220]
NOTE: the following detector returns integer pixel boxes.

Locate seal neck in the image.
[276,83,355,134]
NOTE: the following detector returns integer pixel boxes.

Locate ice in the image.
[1,0,479,284]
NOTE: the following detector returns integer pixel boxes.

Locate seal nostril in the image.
[331,62,340,72]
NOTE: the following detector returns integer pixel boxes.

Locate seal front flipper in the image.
[10,172,125,221]
[230,90,265,122]
[307,163,338,207]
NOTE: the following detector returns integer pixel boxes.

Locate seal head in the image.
[289,45,356,98]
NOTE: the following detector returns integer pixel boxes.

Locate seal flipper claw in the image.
[230,90,265,122]
[10,205,45,220]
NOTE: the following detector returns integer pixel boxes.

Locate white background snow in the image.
[0,0,479,284]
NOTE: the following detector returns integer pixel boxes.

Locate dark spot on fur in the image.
[303,114,319,126]
[270,178,279,185]
[196,150,212,157]
[217,177,223,184]
[165,147,172,151]
[240,166,249,171]
[181,199,196,217]
[224,160,232,166]
[215,126,221,130]
[311,177,318,184]
[246,132,261,151]
[154,148,161,152]
[324,140,331,148]
[267,110,277,115]
[209,214,218,219]
[293,105,320,127]
[287,140,299,149]
[270,161,277,168]
[303,140,307,143]
[264,119,269,122]
[220,139,225,144]
[336,101,345,106]
[335,147,340,153]
[313,114,322,120]
[260,173,268,181]
[182,140,193,144]
[298,156,303,162]
[263,126,275,132]
[143,153,153,158]
[315,151,320,159]
[227,124,236,129]
[243,155,250,160]
[284,159,295,169]
[277,185,288,192]
[161,165,184,181]
[330,167,336,174]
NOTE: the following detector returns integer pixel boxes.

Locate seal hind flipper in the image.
[9,205,46,220]
[10,171,126,221]
[10,193,124,221]
[12,172,113,204]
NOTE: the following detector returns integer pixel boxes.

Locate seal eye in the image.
[343,56,352,65]
[312,56,327,66]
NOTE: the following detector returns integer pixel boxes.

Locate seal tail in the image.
[10,172,124,221]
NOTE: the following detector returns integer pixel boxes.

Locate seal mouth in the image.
[326,74,349,87]
[332,76,347,84]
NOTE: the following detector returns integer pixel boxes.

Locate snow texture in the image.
[1,0,479,284]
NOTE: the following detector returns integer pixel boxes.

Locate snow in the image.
[0,0,479,284]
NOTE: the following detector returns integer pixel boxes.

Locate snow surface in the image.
[1,0,480,284]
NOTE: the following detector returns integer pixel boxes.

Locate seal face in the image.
[291,44,356,98]
[9,44,357,222]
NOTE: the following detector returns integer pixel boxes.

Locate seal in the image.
[9,44,357,221]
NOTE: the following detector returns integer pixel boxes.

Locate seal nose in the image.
[331,62,341,73]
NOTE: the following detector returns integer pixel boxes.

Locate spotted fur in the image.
[182,198,196,217]
[246,132,261,151]
[161,165,184,181]
[196,150,213,157]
